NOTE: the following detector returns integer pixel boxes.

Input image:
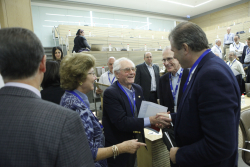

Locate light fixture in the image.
[161,0,214,8]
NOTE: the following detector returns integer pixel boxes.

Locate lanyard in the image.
[108,71,115,84]
[227,34,230,41]
[117,82,136,117]
[169,68,183,102]
[234,42,240,50]
[229,59,236,68]
[183,49,211,93]
[216,46,221,53]
[66,90,103,128]
[247,48,250,55]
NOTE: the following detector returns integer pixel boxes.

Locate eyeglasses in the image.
[162,57,173,63]
[120,67,136,73]
[88,72,96,76]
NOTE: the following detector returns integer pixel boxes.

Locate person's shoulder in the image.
[136,63,145,68]
[100,71,109,77]
[160,72,169,81]
[132,83,143,92]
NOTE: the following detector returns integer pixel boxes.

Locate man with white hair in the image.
[229,34,245,62]
[96,57,117,94]
[223,27,235,56]
[211,39,222,59]
[102,57,168,167]
[227,51,245,78]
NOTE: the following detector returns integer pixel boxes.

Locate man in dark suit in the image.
[135,52,160,103]
[159,46,189,113]
[0,28,94,167]
[241,37,250,68]
[158,22,240,167]
[103,57,168,167]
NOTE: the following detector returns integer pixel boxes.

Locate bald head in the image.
[227,27,231,34]
[144,52,153,66]
[107,57,116,73]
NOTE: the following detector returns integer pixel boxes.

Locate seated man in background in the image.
[0,28,94,167]
[227,51,245,78]
[135,52,160,103]
[211,39,223,59]
[103,57,168,167]
[96,57,116,95]
[229,34,245,62]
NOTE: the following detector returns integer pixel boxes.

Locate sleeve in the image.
[56,112,94,167]
[242,47,246,64]
[211,47,216,54]
[83,38,91,49]
[175,69,239,166]
[238,62,245,78]
[103,89,144,132]
[229,44,234,52]
[134,65,141,85]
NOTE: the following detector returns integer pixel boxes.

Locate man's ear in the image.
[39,55,46,73]
[182,43,189,55]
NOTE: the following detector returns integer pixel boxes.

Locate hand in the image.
[170,147,180,164]
[118,139,146,154]
[155,111,172,129]
[235,50,238,52]
[149,115,171,128]
[96,88,103,94]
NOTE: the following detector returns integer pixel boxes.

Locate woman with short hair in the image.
[60,53,145,167]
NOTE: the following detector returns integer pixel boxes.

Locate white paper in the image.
[138,101,168,118]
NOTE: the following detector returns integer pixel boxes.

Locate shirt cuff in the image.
[144,117,151,127]
[169,114,171,119]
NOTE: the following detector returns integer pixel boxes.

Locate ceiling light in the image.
[46,13,65,16]
[161,0,213,8]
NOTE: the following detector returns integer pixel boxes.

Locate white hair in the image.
[215,39,221,44]
[162,46,171,53]
[227,27,231,30]
[113,57,135,74]
[107,57,116,64]
[229,51,236,56]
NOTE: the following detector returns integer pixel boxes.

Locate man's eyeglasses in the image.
[162,57,173,63]
[120,67,136,73]
[88,72,96,76]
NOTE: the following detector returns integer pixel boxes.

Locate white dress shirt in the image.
[223,33,234,46]
[0,75,4,89]
[211,45,222,59]
[99,70,117,85]
[244,47,250,63]
[229,42,245,58]
[227,59,245,78]
[170,67,182,106]
[145,62,156,91]
[4,82,41,97]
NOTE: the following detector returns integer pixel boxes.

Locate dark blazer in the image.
[241,45,248,64]
[0,86,94,167]
[171,52,240,167]
[135,63,160,101]
[41,85,65,105]
[102,81,145,167]
[159,68,189,113]
[73,35,91,52]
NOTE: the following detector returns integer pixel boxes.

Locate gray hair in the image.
[215,39,221,44]
[227,27,231,30]
[229,51,236,56]
[113,57,135,74]
[107,57,116,63]
[235,34,240,39]
[162,46,171,53]
[168,22,209,52]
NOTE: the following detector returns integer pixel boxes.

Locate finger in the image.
[138,142,147,146]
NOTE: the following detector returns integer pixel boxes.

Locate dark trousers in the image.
[149,91,157,104]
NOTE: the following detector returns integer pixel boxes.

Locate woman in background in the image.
[72,29,91,52]
[41,61,64,104]
[52,46,63,63]
[60,53,145,167]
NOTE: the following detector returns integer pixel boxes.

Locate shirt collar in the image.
[229,59,236,63]
[73,89,88,100]
[171,67,182,77]
[145,62,153,67]
[121,84,134,93]
[4,82,41,98]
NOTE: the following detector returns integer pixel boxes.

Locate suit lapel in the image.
[166,73,174,106]
[143,63,151,78]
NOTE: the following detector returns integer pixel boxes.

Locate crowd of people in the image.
[0,22,245,167]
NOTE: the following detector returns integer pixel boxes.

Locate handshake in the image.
[149,112,172,129]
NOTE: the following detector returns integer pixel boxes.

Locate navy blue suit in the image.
[171,51,240,167]
[102,81,145,167]
[241,45,248,64]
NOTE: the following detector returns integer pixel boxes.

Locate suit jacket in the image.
[159,68,189,113]
[73,35,91,52]
[102,81,145,167]
[241,45,248,64]
[135,63,160,101]
[171,52,240,167]
[0,86,94,167]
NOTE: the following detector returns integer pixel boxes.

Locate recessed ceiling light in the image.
[161,0,214,8]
